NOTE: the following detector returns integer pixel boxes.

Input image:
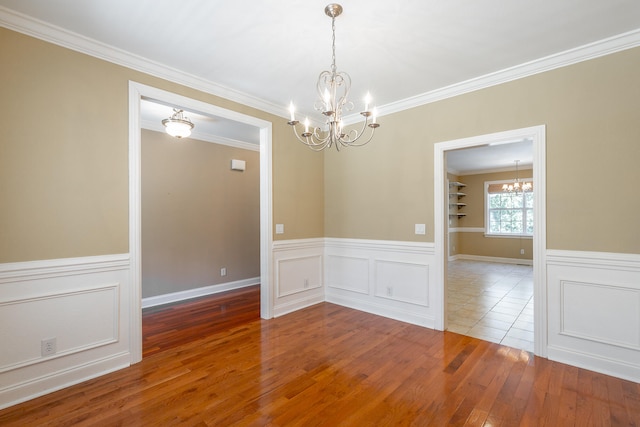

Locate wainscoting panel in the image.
[326,255,369,294]
[374,260,429,306]
[547,250,640,383]
[325,238,436,328]
[0,254,131,410]
[272,239,324,317]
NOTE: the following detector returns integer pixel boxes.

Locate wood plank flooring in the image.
[142,285,261,357]
[1,287,639,426]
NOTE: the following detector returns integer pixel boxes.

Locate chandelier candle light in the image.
[502,160,532,193]
[287,3,380,151]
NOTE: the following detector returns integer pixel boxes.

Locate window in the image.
[485,181,533,236]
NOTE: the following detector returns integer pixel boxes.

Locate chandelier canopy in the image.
[287,3,380,151]
[503,160,532,193]
[162,108,194,139]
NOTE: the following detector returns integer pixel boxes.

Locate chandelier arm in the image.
[337,117,366,144]
[338,124,377,147]
[289,122,333,151]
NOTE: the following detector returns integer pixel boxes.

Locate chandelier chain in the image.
[330,17,337,74]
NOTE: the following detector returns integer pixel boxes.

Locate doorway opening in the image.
[128,82,273,364]
[446,141,534,351]
[434,125,547,357]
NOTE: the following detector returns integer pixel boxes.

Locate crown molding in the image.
[2,6,639,122]
[0,6,284,119]
[348,28,640,122]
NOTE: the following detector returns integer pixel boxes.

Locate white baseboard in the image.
[273,294,324,318]
[326,293,435,328]
[0,352,130,410]
[454,254,533,265]
[547,345,640,384]
[141,278,260,309]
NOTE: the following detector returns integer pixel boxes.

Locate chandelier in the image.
[503,160,532,193]
[287,3,380,151]
[162,108,194,139]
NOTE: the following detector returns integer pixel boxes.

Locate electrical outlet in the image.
[41,337,56,356]
[221,267,227,276]
[520,249,525,255]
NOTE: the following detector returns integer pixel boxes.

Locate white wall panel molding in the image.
[374,260,429,306]
[277,256,323,298]
[547,249,640,272]
[325,238,436,328]
[272,239,324,317]
[559,280,640,350]
[141,277,260,309]
[0,283,120,373]
[547,249,640,383]
[325,238,435,255]
[273,238,326,252]
[0,253,129,283]
[0,254,131,410]
[326,255,369,295]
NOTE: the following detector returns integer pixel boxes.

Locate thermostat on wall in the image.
[231,159,246,171]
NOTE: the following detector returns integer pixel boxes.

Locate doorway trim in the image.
[434,125,547,357]
[128,82,273,363]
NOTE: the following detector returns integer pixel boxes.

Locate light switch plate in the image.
[415,224,426,235]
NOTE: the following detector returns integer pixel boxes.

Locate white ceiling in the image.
[447,139,533,175]
[1,0,639,165]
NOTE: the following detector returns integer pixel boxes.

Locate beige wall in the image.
[458,169,532,228]
[452,169,533,260]
[0,28,324,263]
[325,47,640,254]
[141,130,259,298]
[2,27,640,264]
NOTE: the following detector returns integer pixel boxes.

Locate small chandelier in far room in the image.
[287,3,380,151]
[162,108,194,138]
[503,160,532,193]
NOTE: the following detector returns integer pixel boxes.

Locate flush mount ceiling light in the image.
[287,3,380,151]
[162,108,194,139]
[503,160,532,193]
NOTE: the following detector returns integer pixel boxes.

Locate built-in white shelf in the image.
[448,181,467,218]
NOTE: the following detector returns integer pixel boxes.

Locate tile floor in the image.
[447,259,534,352]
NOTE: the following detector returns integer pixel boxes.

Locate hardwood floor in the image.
[2,287,639,426]
[142,285,261,357]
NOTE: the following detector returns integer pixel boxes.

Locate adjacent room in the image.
[446,141,535,352]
